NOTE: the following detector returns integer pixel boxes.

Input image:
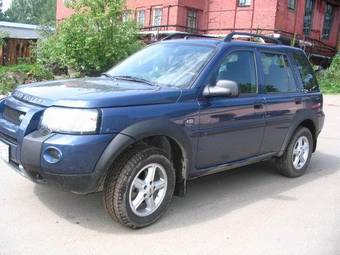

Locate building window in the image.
[187,9,198,32]
[303,0,314,35]
[239,0,251,7]
[122,10,131,22]
[322,4,334,40]
[137,10,145,27]
[152,7,162,27]
[288,0,296,10]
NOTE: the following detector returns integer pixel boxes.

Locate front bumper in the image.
[0,96,116,194]
[1,131,115,194]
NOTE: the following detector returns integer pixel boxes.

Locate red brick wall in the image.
[275,0,340,47]
[205,0,278,33]
[126,0,207,30]
[56,0,339,48]
[56,0,74,22]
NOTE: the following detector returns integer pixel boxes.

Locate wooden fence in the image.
[0,38,36,65]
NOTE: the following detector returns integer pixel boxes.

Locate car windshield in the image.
[106,43,215,88]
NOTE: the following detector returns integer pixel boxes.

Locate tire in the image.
[276,127,313,178]
[103,145,175,229]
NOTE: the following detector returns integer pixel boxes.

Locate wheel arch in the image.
[279,117,317,157]
[95,119,193,196]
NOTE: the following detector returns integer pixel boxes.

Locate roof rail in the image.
[162,33,217,41]
[224,32,282,45]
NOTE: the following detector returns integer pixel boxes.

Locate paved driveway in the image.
[1,95,340,255]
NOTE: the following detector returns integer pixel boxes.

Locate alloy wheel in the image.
[129,163,168,217]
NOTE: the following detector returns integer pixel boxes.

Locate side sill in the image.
[189,152,277,179]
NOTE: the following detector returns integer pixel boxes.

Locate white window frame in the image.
[239,0,251,7]
[187,9,198,32]
[137,10,145,27]
[288,0,296,10]
[152,7,163,27]
[122,10,131,23]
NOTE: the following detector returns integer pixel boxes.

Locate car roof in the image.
[160,38,304,53]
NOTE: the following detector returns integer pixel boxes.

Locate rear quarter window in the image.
[292,52,319,92]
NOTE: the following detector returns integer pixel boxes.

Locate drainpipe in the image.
[167,5,170,30]
[233,0,238,32]
[251,0,255,32]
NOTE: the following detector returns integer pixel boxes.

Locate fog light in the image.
[43,147,62,164]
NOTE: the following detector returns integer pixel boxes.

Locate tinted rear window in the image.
[260,53,297,93]
[292,52,319,92]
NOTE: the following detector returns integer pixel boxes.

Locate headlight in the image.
[40,107,99,134]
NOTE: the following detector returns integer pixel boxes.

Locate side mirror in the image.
[203,80,239,97]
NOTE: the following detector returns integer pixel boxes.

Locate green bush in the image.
[318,55,340,94]
[38,0,143,76]
[0,64,53,94]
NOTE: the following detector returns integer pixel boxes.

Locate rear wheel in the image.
[103,146,175,229]
[276,127,313,178]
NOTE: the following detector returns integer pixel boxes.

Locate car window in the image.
[216,51,257,94]
[107,43,215,88]
[260,53,297,93]
[292,52,319,92]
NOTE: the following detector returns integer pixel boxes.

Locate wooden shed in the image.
[0,22,41,65]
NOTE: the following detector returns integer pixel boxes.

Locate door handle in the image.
[295,98,302,105]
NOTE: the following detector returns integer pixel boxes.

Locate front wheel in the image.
[276,127,313,178]
[103,146,175,229]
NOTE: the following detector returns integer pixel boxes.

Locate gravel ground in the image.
[0,95,339,255]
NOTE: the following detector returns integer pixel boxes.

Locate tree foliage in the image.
[38,0,142,76]
[0,0,56,25]
[0,30,9,47]
[318,55,340,94]
[0,64,53,94]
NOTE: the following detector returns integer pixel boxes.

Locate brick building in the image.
[57,0,340,60]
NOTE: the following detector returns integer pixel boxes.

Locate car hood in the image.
[12,77,182,108]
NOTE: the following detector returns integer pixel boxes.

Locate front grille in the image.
[3,106,25,125]
[0,132,17,144]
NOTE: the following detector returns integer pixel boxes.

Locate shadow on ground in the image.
[33,151,339,234]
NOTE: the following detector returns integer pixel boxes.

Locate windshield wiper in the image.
[111,75,157,87]
[101,73,116,81]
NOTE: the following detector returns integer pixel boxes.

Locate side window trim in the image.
[258,50,299,94]
[214,48,259,97]
[287,51,304,92]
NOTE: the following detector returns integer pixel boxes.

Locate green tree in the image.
[0,11,13,22]
[0,30,9,47]
[318,55,340,93]
[3,0,56,25]
[38,0,142,75]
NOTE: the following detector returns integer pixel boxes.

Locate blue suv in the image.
[0,32,324,228]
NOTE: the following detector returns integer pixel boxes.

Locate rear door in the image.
[196,48,266,169]
[258,50,302,153]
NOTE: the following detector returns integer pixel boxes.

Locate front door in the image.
[196,49,266,169]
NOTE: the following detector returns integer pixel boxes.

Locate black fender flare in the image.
[278,111,318,157]
[94,119,193,192]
